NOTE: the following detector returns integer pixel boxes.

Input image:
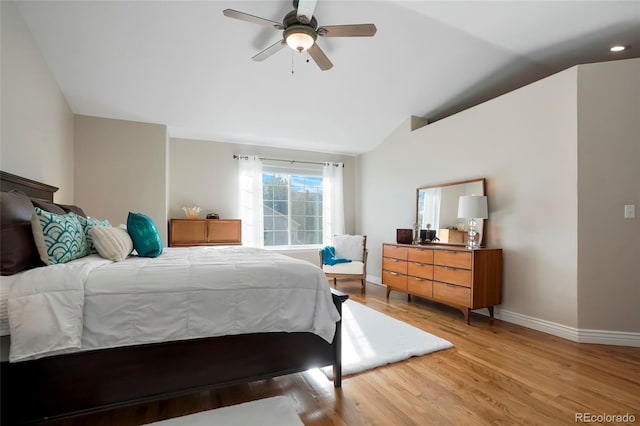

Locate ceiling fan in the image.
[223,0,377,71]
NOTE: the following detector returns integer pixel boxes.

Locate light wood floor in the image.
[49,280,640,426]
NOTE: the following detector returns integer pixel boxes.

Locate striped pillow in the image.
[31,208,87,265]
[88,226,133,262]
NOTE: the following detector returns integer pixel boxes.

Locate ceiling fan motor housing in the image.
[284,9,317,29]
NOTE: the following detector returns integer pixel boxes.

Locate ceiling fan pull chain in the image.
[306,52,310,63]
[291,51,295,74]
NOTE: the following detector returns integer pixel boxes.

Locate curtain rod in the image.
[233,154,343,167]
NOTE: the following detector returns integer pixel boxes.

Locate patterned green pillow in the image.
[74,214,111,255]
[31,207,88,265]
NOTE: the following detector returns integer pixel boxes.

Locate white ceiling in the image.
[15,1,640,155]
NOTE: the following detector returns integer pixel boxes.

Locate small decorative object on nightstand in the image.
[457,195,488,250]
[182,206,201,219]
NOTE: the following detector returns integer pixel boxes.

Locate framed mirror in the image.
[416,178,487,246]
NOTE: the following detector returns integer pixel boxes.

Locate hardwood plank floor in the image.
[48,280,640,426]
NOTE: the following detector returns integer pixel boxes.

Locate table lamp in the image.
[457,195,488,249]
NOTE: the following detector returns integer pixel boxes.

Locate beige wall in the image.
[360,66,580,328]
[576,59,640,332]
[74,115,169,245]
[360,58,640,337]
[0,1,74,203]
[169,138,357,235]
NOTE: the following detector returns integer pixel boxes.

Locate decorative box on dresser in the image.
[382,243,502,324]
[169,219,242,247]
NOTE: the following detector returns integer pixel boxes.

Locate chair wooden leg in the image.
[361,279,366,294]
[333,278,337,287]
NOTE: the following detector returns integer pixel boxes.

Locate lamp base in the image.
[466,220,479,249]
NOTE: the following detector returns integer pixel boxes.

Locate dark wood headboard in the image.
[0,171,58,202]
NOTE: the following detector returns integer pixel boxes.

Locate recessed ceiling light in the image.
[610,45,627,52]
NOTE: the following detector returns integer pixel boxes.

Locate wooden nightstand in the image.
[169,219,242,247]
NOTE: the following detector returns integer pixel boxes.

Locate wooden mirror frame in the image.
[416,178,487,247]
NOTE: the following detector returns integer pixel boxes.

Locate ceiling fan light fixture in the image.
[284,25,316,52]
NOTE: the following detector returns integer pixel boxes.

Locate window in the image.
[238,156,343,248]
[262,171,323,246]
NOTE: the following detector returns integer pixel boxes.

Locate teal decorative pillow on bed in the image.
[75,214,111,255]
[127,212,163,258]
[31,207,88,265]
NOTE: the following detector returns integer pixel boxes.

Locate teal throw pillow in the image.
[31,207,88,265]
[75,214,111,255]
[127,212,163,258]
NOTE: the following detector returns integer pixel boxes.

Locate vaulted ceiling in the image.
[15,1,640,155]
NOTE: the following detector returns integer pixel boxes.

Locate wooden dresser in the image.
[382,243,502,324]
[169,219,242,247]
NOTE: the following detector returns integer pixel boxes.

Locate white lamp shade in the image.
[458,195,488,219]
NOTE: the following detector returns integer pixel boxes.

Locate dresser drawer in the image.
[408,248,433,264]
[434,265,472,287]
[170,220,207,244]
[407,276,433,299]
[383,270,407,291]
[383,244,408,260]
[434,250,472,269]
[383,257,407,274]
[207,220,241,243]
[433,282,470,307]
[407,262,433,280]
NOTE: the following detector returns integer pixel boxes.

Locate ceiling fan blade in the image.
[296,0,317,24]
[317,24,377,37]
[252,40,287,62]
[307,43,333,71]
[223,9,283,30]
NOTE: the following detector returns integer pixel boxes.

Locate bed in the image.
[0,171,347,424]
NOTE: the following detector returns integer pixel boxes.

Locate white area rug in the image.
[328,300,453,377]
[146,396,302,426]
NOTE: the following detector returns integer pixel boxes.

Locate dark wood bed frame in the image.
[0,171,348,425]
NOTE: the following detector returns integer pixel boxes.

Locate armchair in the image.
[319,235,368,293]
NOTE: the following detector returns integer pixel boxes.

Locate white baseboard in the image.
[367,275,382,285]
[364,279,639,347]
[493,308,640,347]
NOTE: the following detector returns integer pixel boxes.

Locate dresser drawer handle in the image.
[388,258,399,262]
[444,266,458,271]
[413,262,423,266]
[389,272,399,276]
[413,277,425,281]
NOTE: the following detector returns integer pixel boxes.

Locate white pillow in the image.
[88,226,133,262]
[334,235,365,261]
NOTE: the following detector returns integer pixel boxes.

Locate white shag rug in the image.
[146,396,302,426]
[326,300,453,377]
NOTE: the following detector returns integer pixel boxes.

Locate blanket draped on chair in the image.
[321,246,352,266]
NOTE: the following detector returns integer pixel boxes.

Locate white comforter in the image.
[6,247,340,362]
